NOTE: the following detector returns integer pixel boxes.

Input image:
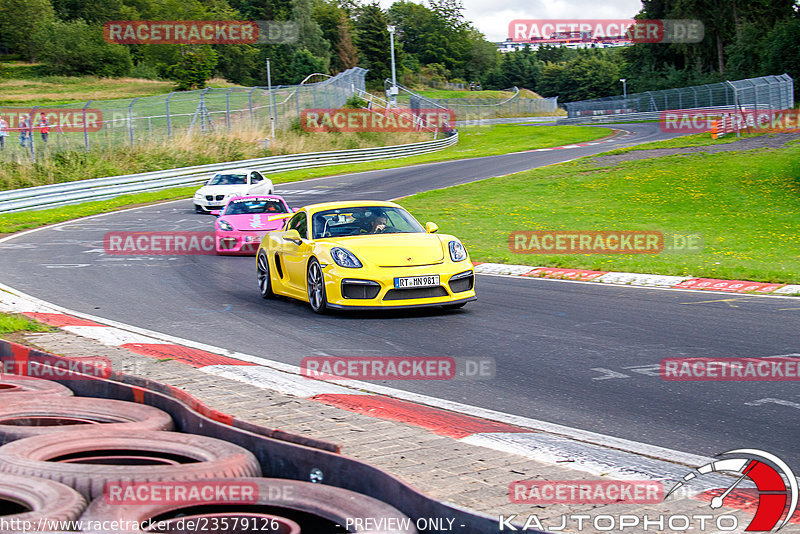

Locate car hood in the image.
[222,213,286,231]
[332,233,446,267]
[197,185,251,196]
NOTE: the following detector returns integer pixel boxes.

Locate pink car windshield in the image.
[225,199,287,215]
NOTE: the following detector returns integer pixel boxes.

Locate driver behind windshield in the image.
[363,215,388,234]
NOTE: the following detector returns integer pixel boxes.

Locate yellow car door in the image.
[279,211,313,296]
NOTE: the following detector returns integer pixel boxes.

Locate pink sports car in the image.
[212,195,294,255]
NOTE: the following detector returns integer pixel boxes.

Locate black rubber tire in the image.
[0,431,262,500]
[0,472,86,530]
[194,205,205,214]
[80,477,417,534]
[0,375,73,400]
[257,251,274,299]
[0,397,174,443]
[307,258,328,314]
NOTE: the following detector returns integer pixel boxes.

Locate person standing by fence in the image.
[19,115,29,148]
[0,116,8,150]
[38,113,50,143]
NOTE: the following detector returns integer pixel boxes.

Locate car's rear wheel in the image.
[257,251,274,299]
[307,258,328,314]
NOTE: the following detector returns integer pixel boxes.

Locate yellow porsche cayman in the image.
[255,200,476,313]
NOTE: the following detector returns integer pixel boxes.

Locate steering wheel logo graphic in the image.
[665,449,798,531]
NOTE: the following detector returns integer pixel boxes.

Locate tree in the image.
[49,0,130,22]
[289,48,327,83]
[164,46,218,90]
[335,14,359,71]
[315,1,358,72]
[355,3,391,82]
[292,0,331,69]
[34,20,133,76]
[0,0,56,60]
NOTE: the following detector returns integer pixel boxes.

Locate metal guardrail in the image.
[0,132,458,213]
[562,74,794,119]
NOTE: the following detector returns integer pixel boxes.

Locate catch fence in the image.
[0,68,368,162]
[562,74,794,119]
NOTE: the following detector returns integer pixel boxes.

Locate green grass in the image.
[0,124,612,234]
[415,88,545,100]
[416,89,517,100]
[270,124,613,183]
[0,187,195,234]
[0,72,239,106]
[0,312,52,336]
[598,132,763,155]
[402,142,800,284]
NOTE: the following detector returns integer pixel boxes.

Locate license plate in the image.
[394,275,439,289]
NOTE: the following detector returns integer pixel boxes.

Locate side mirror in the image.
[210,210,221,217]
[283,229,302,244]
[425,222,439,234]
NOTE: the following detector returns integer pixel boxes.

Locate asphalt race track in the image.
[1,123,796,467]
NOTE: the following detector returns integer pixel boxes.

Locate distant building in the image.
[496,32,632,53]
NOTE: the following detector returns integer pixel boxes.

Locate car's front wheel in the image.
[257,251,274,299]
[194,205,205,214]
[306,258,328,314]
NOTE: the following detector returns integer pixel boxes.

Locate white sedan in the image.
[193,168,274,213]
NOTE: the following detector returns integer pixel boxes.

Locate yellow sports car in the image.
[255,200,476,313]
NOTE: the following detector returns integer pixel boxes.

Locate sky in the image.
[377,0,645,42]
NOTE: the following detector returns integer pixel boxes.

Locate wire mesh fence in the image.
[0,68,367,162]
[386,81,559,120]
[563,74,794,118]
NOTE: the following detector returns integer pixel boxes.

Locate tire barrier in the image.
[0,472,86,532]
[0,397,174,442]
[0,431,262,500]
[0,374,74,399]
[0,339,525,533]
[81,477,418,533]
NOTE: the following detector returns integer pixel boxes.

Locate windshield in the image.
[207,173,247,186]
[312,206,425,239]
[224,198,287,215]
